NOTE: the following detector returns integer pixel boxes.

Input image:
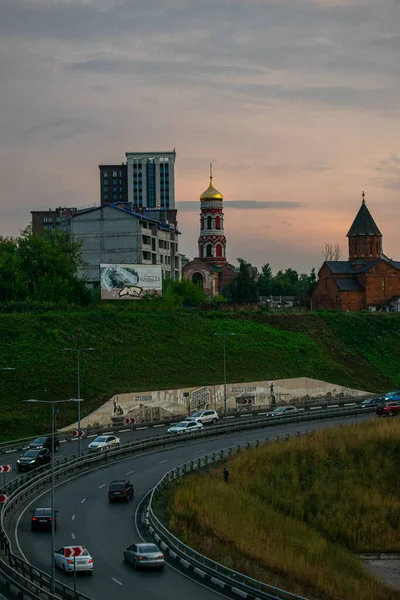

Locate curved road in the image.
[16,413,373,600]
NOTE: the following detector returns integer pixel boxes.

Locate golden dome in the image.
[200,164,223,201]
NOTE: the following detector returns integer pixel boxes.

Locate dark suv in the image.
[108,480,134,502]
[17,448,51,472]
[376,401,400,417]
[28,436,60,452]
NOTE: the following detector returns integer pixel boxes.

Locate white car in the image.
[54,546,93,574]
[266,406,298,417]
[167,421,204,434]
[186,410,219,425]
[88,435,120,452]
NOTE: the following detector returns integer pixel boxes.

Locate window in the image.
[104,186,108,192]
[201,216,204,230]
[103,172,108,178]
[113,194,117,200]
[113,187,118,192]
[113,179,117,184]
[199,244,203,258]
[104,194,108,200]
[113,171,117,177]
[369,242,373,254]
[206,244,213,257]
[119,171,122,177]
[215,215,221,229]
[216,244,222,258]
[207,215,212,229]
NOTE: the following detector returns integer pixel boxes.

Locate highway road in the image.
[14,412,373,600]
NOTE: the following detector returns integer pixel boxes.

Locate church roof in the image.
[325,256,400,275]
[334,278,364,292]
[347,194,381,237]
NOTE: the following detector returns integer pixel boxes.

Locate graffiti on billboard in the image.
[100,264,162,300]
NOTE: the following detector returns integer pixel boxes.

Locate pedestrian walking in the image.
[223,467,229,483]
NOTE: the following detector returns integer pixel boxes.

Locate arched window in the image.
[207,215,212,230]
[354,243,357,256]
[206,244,213,257]
[369,242,373,255]
[376,241,379,254]
[199,244,203,258]
[215,215,221,230]
[216,244,222,257]
[201,216,204,230]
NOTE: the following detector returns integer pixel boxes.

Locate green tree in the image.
[224,258,258,302]
[163,278,206,307]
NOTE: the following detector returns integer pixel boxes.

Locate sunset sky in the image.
[1,0,400,274]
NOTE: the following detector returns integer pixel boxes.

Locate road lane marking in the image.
[158,459,168,464]
[119,429,130,433]
[125,470,135,475]
[102,431,113,435]
[98,484,105,488]
[81,498,86,504]
[111,578,123,586]
[87,434,97,438]
[71,533,75,540]
[136,426,148,430]
[72,515,75,521]
[153,424,166,428]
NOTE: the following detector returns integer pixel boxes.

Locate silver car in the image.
[186,409,219,425]
[88,435,120,452]
[124,543,164,570]
[167,421,203,434]
[266,406,298,417]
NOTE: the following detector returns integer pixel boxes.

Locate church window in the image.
[199,244,204,258]
[206,244,213,257]
[215,215,221,229]
[361,242,365,255]
[216,244,222,257]
[369,242,373,255]
[201,216,204,230]
[376,242,379,254]
[207,216,212,230]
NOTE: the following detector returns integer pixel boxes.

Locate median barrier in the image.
[0,405,373,599]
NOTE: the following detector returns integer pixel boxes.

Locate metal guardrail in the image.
[0,396,373,456]
[146,437,312,600]
[0,405,373,599]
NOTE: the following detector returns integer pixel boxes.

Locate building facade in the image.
[31,207,72,234]
[61,203,180,288]
[312,193,400,311]
[99,150,176,210]
[99,165,128,204]
[182,167,235,297]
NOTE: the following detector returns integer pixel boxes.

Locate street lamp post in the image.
[214,334,235,431]
[63,348,94,456]
[25,398,82,594]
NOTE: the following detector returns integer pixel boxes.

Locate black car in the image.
[28,436,60,452]
[17,448,51,472]
[360,398,384,409]
[31,507,57,532]
[108,480,134,502]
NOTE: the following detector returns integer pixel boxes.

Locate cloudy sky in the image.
[1,0,400,273]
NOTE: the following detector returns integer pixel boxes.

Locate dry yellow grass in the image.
[166,419,400,600]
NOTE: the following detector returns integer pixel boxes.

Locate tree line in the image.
[0,229,318,308]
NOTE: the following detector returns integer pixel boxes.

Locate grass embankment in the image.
[164,418,400,600]
[0,307,399,439]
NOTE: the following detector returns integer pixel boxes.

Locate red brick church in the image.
[312,193,400,311]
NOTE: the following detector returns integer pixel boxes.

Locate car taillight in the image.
[67,559,74,564]
[88,558,93,563]
[49,517,52,521]
[160,554,164,559]
[139,556,143,561]
[32,518,37,521]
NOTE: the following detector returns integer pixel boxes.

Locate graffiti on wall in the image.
[191,387,210,411]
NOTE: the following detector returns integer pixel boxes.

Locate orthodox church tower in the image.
[347,191,382,260]
[198,164,227,266]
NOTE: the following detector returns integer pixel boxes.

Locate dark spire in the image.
[347,192,381,237]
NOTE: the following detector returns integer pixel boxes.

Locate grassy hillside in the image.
[161,418,400,600]
[0,307,399,439]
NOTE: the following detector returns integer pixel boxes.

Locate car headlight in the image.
[29,460,35,464]
[17,460,21,464]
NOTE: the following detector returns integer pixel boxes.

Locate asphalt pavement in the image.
[14,413,373,600]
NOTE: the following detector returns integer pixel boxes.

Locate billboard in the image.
[100,264,162,300]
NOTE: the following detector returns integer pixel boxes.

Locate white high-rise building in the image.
[125,150,176,210]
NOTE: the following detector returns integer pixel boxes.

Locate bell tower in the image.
[347,192,382,260]
[198,164,227,265]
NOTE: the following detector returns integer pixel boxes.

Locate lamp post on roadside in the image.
[63,348,94,456]
[25,398,82,595]
[213,334,235,431]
